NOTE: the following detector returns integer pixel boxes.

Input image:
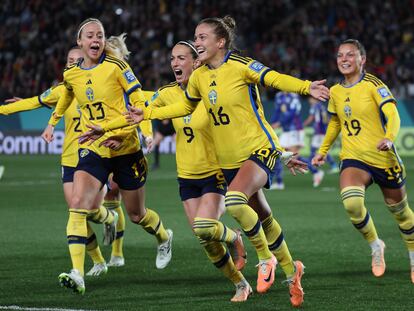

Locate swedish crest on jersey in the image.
[86,87,94,101]
[208,90,217,105]
[344,105,352,118]
[183,115,192,124]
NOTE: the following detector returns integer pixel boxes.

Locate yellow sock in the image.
[387,196,414,251]
[139,208,168,244]
[262,214,294,276]
[86,222,105,264]
[88,206,114,225]
[341,186,378,243]
[67,209,88,276]
[104,200,125,258]
[193,217,237,243]
[225,191,273,260]
[200,238,243,285]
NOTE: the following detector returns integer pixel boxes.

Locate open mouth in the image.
[90,45,100,52]
[174,69,183,77]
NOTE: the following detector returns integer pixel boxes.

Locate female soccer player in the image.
[45,18,173,294]
[145,40,250,302]
[83,16,330,307]
[0,47,115,277]
[312,39,414,283]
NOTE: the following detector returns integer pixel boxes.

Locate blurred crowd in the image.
[1,0,413,100]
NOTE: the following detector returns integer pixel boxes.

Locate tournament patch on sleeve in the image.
[40,88,51,100]
[249,61,266,73]
[151,91,159,101]
[377,87,390,98]
[123,70,137,84]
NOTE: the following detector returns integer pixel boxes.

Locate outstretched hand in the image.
[281,151,308,176]
[377,138,393,151]
[309,80,330,102]
[99,135,124,151]
[311,154,326,167]
[41,124,55,143]
[5,97,23,103]
[78,124,104,145]
[124,105,144,124]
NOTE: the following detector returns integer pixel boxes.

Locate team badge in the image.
[123,70,137,84]
[40,88,51,100]
[85,87,94,101]
[249,61,265,73]
[377,87,390,98]
[344,105,352,118]
[80,149,89,158]
[208,90,217,105]
[183,115,192,124]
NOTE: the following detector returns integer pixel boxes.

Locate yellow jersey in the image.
[54,53,147,158]
[185,52,309,169]
[328,73,401,168]
[149,82,221,178]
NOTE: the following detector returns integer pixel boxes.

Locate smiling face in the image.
[170,44,197,85]
[77,21,105,65]
[194,23,225,66]
[336,43,366,78]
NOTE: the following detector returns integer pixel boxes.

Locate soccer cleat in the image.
[312,170,325,188]
[0,165,4,180]
[256,255,277,294]
[288,260,305,307]
[227,229,247,271]
[58,269,85,295]
[103,210,118,246]
[86,262,108,276]
[231,280,253,302]
[156,229,173,269]
[371,240,386,277]
[270,182,285,190]
[107,255,125,267]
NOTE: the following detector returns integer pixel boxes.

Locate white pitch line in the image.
[0,306,103,311]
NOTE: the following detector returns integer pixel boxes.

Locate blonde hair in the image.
[105,33,130,61]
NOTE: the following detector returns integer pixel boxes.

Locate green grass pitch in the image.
[0,154,413,310]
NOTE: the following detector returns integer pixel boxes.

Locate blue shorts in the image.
[62,166,76,183]
[76,148,147,190]
[177,172,227,201]
[222,148,281,189]
[340,159,406,189]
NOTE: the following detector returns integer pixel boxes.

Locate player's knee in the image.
[225,191,248,220]
[341,186,365,219]
[193,217,217,241]
[386,196,412,222]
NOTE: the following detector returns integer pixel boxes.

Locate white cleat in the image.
[107,256,125,267]
[0,165,4,180]
[231,279,252,302]
[313,170,325,188]
[156,229,173,269]
[86,262,108,276]
[103,210,118,246]
[58,269,85,294]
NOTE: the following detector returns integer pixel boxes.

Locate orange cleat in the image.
[371,240,386,277]
[288,260,305,308]
[231,280,252,302]
[228,229,247,271]
[256,255,277,294]
[410,265,414,284]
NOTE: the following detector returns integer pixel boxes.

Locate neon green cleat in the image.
[58,269,85,295]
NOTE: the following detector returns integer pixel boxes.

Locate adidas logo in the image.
[209,81,217,87]
[86,79,92,85]
[345,97,350,102]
